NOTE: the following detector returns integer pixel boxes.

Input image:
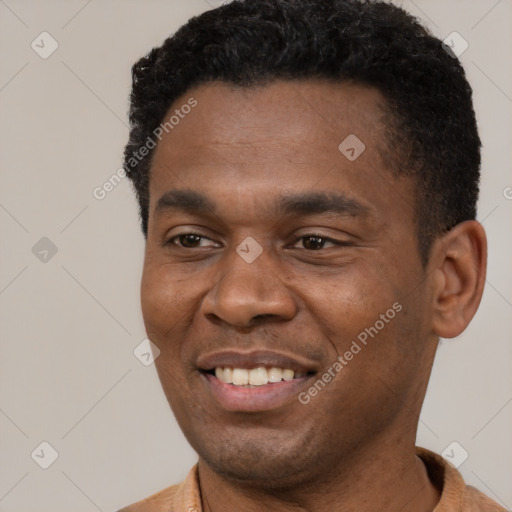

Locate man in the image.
[118,0,506,510]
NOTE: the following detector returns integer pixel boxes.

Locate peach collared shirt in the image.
[118,447,507,512]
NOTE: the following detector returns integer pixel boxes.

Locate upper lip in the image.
[197,350,320,374]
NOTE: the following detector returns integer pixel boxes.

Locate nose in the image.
[201,248,298,328]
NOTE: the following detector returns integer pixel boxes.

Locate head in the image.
[124,0,486,491]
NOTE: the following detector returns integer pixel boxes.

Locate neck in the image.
[197,431,440,512]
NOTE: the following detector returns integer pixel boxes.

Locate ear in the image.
[430,220,487,339]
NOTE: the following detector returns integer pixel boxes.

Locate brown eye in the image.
[298,235,336,250]
[178,234,203,247]
[166,232,220,249]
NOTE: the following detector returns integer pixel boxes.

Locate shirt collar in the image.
[170,447,473,512]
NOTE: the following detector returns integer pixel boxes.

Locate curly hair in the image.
[123,0,480,264]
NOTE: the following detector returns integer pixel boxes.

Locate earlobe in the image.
[431,220,487,339]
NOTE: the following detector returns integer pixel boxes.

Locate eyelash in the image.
[166,232,345,250]
[166,232,218,248]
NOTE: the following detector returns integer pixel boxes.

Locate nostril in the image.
[252,314,278,323]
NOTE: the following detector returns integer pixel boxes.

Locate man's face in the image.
[141,80,438,487]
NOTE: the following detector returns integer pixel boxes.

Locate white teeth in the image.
[268,367,283,382]
[282,369,294,381]
[232,368,249,386]
[222,367,233,384]
[213,366,303,386]
[249,367,268,386]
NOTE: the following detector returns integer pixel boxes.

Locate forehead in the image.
[152,79,389,166]
[148,79,410,223]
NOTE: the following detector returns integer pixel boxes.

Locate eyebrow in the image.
[155,190,217,216]
[154,189,370,219]
[278,192,369,218]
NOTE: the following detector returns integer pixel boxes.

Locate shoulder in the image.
[416,447,507,512]
[116,464,200,512]
[117,484,179,512]
[462,485,509,512]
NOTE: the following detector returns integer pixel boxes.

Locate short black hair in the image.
[123,0,480,264]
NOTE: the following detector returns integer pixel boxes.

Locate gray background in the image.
[0,0,511,510]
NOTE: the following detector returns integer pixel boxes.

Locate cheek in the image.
[294,264,425,395]
[140,263,198,344]
[296,265,400,340]
[141,265,202,409]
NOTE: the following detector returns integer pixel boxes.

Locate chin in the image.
[192,427,321,489]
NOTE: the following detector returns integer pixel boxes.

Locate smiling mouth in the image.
[204,366,316,387]
[198,351,320,412]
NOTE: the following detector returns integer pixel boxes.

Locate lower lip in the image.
[202,373,314,412]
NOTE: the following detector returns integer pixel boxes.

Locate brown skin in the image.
[141,80,487,512]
